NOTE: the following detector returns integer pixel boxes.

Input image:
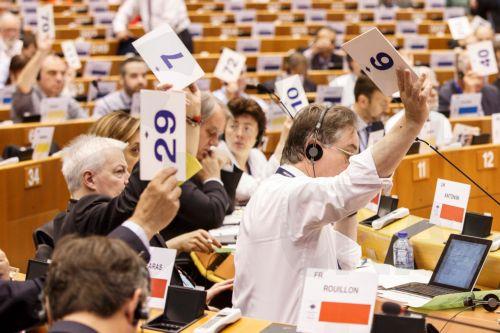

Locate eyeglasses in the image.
[325,145,358,163]
[227,123,256,137]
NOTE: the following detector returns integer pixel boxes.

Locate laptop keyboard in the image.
[392,282,458,298]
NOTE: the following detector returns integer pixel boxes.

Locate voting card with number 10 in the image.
[133,25,204,90]
[342,28,417,96]
[140,90,186,181]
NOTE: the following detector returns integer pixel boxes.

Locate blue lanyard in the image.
[276,167,295,178]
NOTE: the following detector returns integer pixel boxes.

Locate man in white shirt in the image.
[92,56,147,118]
[329,55,362,107]
[112,0,193,53]
[352,75,390,151]
[233,69,431,324]
[0,12,22,87]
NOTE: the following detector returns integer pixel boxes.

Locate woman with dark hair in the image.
[219,97,289,204]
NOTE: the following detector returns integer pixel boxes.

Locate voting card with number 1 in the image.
[342,28,417,96]
[140,89,186,181]
[133,25,204,90]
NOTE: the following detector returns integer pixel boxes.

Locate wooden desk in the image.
[450,116,493,136]
[0,157,69,270]
[0,119,95,153]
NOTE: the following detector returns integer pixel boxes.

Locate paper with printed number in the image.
[213,48,246,83]
[31,127,54,160]
[40,97,70,122]
[140,90,186,181]
[342,28,417,96]
[493,114,500,144]
[133,25,204,90]
[36,5,55,40]
[430,179,470,231]
[467,41,498,77]
[275,74,309,117]
[61,41,82,70]
[450,93,483,117]
[297,269,378,333]
[147,247,177,309]
[447,16,472,40]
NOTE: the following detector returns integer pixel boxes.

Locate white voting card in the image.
[452,123,480,146]
[314,85,343,105]
[133,25,204,90]
[40,97,69,122]
[147,247,177,309]
[213,48,247,83]
[61,41,82,70]
[236,39,261,53]
[493,114,500,144]
[31,126,54,160]
[342,28,417,96]
[36,4,55,40]
[275,74,309,117]
[297,269,378,333]
[447,16,472,40]
[430,179,470,231]
[83,60,112,77]
[467,41,498,77]
[140,89,186,181]
[450,93,483,117]
[87,81,117,102]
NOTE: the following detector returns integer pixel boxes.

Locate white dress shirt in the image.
[385,110,453,147]
[329,72,357,108]
[113,0,190,34]
[0,38,22,87]
[218,141,279,204]
[232,148,392,324]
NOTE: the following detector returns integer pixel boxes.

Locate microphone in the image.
[416,138,500,206]
[381,301,500,333]
[246,83,295,119]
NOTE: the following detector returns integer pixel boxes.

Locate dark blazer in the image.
[438,80,500,116]
[310,53,344,70]
[160,169,243,240]
[48,320,98,333]
[0,226,150,333]
[260,77,317,94]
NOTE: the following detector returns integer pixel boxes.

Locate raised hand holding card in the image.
[133,25,205,90]
[342,28,417,96]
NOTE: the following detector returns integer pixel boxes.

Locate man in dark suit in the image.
[44,236,149,333]
[1,170,180,333]
[260,52,317,93]
[303,26,344,70]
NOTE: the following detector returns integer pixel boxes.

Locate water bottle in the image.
[393,231,414,269]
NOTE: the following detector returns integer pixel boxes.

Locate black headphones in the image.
[463,293,500,312]
[305,107,329,162]
[132,299,149,325]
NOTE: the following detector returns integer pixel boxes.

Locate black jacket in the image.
[310,53,344,70]
[48,321,97,333]
[0,226,150,333]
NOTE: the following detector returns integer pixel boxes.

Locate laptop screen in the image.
[431,238,489,290]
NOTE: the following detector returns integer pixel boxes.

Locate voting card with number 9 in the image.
[342,28,417,96]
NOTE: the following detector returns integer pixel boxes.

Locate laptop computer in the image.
[390,234,492,298]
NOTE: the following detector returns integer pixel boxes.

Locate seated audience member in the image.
[386,67,453,147]
[261,52,317,93]
[218,97,282,204]
[0,178,182,333]
[233,69,431,324]
[353,75,390,151]
[43,236,151,333]
[93,57,148,118]
[11,38,87,122]
[438,51,500,116]
[6,55,27,86]
[212,70,269,112]
[21,32,37,59]
[494,41,500,92]
[88,111,225,254]
[302,26,343,70]
[0,12,22,87]
[160,92,243,241]
[329,55,362,107]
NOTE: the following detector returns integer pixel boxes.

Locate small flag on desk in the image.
[440,204,465,223]
[319,301,372,325]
